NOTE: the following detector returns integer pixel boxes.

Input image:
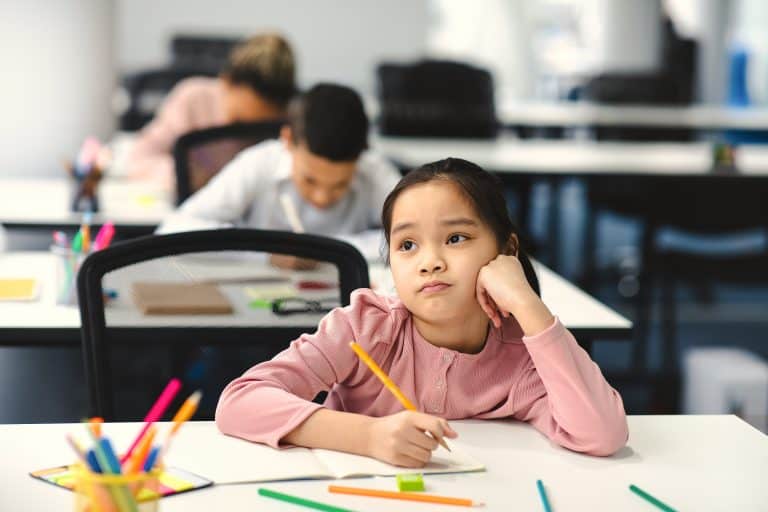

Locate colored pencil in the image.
[159,390,202,462]
[258,488,356,512]
[89,417,104,438]
[536,479,552,512]
[82,427,136,512]
[123,425,156,474]
[349,341,451,452]
[629,484,677,512]
[328,485,481,507]
[120,378,181,464]
[65,433,88,465]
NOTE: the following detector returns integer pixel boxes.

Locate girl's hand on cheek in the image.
[476,255,554,335]
[367,411,458,468]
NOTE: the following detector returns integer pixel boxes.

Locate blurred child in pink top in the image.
[126,33,296,190]
[217,158,628,467]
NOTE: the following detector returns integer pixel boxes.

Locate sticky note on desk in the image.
[0,278,39,301]
[396,473,425,492]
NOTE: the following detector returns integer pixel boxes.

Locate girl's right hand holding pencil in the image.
[366,411,457,468]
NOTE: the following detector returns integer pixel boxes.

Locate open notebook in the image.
[168,430,485,484]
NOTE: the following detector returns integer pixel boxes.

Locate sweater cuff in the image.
[265,402,325,449]
[521,316,566,348]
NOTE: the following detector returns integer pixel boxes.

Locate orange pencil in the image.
[349,341,451,452]
[159,390,202,462]
[328,485,481,507]
[123,425,157,474]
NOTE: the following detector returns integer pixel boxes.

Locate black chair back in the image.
[173,121,283,204]
[77,228,369,420]
[377,60,498,138]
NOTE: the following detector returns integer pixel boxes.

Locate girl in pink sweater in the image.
[216,158,628,467]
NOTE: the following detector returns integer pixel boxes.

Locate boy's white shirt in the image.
[158,139,402,261]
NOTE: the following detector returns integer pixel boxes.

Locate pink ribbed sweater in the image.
[216,289,628,456]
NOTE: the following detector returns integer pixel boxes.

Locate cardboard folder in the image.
[131,282,233,315]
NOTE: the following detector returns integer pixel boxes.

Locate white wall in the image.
[0,0,115,178]
[581,0,663,73]
[115,0,430,95]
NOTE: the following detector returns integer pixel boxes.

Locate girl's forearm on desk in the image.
[282,408,373,456]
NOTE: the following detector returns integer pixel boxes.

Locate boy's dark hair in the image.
[287,83,369,161]
[222,33,296,109]
[381,158,540,296]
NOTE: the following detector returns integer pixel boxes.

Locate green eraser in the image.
[396,473,425,492]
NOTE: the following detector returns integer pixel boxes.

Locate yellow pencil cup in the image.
[72,464,161,512]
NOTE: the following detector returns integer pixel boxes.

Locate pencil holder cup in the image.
[73,464,161,512]
[51,245,87,306]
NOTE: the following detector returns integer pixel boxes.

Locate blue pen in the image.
[142,446,160,472]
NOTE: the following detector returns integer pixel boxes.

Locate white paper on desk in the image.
[168,430,330,484]
[313,442,485,479]
[169,430,485,484]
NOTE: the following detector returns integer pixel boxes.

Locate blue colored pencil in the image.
[536,479,552,512]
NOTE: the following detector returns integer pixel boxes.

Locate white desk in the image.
[2,416,765,511]
[0,251,630,344]
[373,135,768,177]
[498,100,768,131]
[0,177,172,231]
[366,95,768,130]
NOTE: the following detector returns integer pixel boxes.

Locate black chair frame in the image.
[77,228,369,419]
[172,121,283,204]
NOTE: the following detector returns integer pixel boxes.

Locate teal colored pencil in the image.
[258,488,358,512]
[629,484,677,512]
[536,479,552,512]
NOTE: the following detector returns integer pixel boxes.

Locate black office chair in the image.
[376,59,498,138]
[77,228,369,420]
[583,17,697,142]
[119,67,219,131]
[172,121,283,204]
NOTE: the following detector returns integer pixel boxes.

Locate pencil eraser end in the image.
[396,473,425,492]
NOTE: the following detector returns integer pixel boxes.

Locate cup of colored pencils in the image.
[73,463,161,512]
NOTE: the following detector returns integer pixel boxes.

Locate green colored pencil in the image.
[629,484,677,512]
[258,488,358,512]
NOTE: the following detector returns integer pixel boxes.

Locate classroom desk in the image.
[373,135,768,271]
[0,177,171,235]
[2,415,766,511]
[0,251,631,345]
[373,135,768,177]
[497,100,768,131]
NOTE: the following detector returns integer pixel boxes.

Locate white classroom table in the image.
[497,100,768,130]
[0,177,172,231]
[1,415,765,511]
[372,135,768,176]
[0,251,630,344]
[366,96,768,130]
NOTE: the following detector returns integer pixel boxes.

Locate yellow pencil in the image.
[349,341,451,452]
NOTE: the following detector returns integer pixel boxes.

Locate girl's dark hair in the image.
[381,158,539,296]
